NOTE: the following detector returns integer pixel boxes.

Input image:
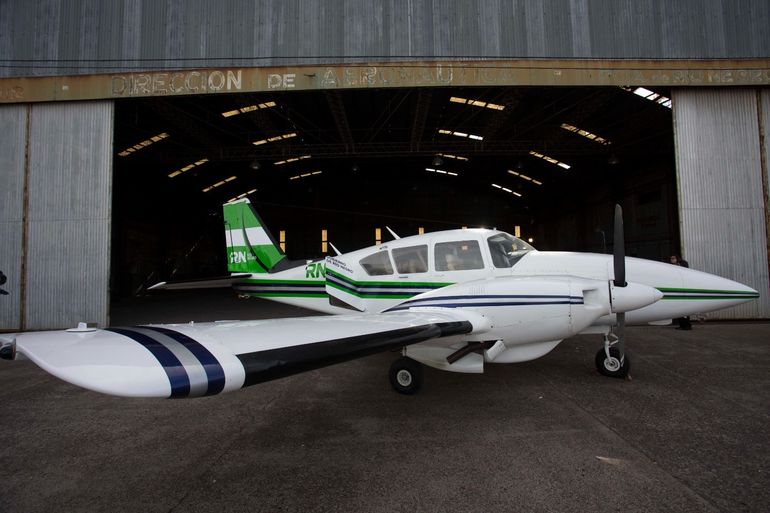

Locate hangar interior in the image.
[111,85,677,299]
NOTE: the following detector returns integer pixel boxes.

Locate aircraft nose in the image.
[675,267,760,308]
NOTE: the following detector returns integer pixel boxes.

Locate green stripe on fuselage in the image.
[325,281,416,300]
[656,287,759,300]
[325,269,453,289]
[241,278,324,285]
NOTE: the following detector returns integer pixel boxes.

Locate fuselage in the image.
[232,228,758,325]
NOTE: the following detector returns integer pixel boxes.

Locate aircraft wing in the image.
[148,274,252,290]
[9,310,475,398]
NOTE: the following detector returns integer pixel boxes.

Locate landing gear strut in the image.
[389,357,424,395]
[595,333,630,378]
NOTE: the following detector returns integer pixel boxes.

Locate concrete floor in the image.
[1,290,769,513]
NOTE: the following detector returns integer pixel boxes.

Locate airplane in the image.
[0,199,759,398]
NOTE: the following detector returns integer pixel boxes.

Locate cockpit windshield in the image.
[487,233,534,268]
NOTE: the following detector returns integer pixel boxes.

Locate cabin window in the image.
[360,251,394,276]
[392,245,429,274]
[487,233,534,268]
[434,240,484,271]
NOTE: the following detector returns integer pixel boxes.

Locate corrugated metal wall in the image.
[672,89,770,319]
[1,0,769,77]
[23,101,113,329]
[762,89,770,264]
[0,105,27,330]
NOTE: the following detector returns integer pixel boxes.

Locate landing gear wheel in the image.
[595,347,630,378]
[389,357,424,395]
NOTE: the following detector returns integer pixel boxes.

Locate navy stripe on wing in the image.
[140,326,227,396]
[106,327,191,398]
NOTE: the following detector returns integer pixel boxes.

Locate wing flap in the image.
[236,320,471,386]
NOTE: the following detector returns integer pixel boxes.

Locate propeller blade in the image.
[613,204,628,367]
[613,204,626,287]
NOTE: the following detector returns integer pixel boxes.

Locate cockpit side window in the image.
[359,251,394,276]
[487,233,534,268]
[392,245,429,274]
[434,240,484,271]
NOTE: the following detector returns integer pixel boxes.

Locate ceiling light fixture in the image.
[252,132,297,146]
[560,123,612,145]
[202,175,237,193]
[529,150,571,170]
[118,132,169,157]
[437,153,469,162]
[221,101,277,118]
[449,96,505,111]
[621,86,672,108]
[274,155,311,166]
[168,158,209,178]
[425,168,458,176]
[438,129,484,141]
[227,188,258,203]
[289,171,322,181]
[508,170,543,185]
[491,183,523,197]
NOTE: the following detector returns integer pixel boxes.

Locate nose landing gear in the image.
[595,333,630,378]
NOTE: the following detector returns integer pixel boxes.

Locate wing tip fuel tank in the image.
[15,326,246,398]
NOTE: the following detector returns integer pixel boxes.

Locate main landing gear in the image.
[389,334,631,394]
[389,357,424,395]
[595,333,630,378]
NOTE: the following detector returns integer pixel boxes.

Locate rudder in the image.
[223,199,286,274]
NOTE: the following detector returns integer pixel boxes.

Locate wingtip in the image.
[0,334,16,360]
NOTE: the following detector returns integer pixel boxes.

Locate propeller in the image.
[613,204,626,288]
[612,204,627,362]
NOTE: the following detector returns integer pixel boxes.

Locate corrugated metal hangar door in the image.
[0,101,113,330]
[673,88,770,319]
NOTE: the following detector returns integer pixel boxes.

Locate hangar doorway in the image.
[111,85,678,302]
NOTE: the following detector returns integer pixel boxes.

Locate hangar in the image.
[1,1,769,330]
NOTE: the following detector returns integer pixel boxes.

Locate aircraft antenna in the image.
[385,226,401,240]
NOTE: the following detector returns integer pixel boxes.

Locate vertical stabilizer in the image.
[223,199,286,274]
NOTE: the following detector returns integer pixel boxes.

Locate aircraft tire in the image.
[389,357,424,395]
[595,347,630,379]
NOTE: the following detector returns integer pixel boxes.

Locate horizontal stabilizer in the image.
[148,274,252,291]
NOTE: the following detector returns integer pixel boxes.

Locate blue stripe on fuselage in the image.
[386,294,584,312]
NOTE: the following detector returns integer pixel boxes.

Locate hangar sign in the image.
[1,59,769,103]
[111,69,243,97]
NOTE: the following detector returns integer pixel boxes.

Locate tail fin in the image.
[223,199,287,274]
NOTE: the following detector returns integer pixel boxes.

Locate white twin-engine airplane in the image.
[0,199,759,398]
